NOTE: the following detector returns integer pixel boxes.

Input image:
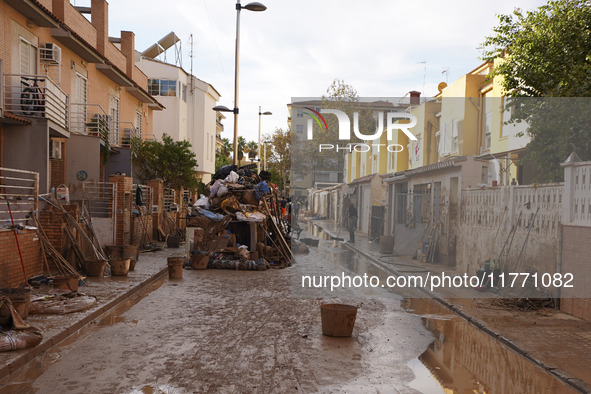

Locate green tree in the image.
[482,0,591,181]
[265,127,291,192]
[131,134,200,190]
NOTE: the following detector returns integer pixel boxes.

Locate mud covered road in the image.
[2,246,438,393]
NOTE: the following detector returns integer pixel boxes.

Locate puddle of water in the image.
[404,298,578,393]
[0,279,164,393]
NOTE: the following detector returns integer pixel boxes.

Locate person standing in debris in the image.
[255,170,271,200]
[347,200,358,243]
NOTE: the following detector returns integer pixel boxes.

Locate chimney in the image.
[52,0,67,20]
[91,0,108,55]
[121,31,135,78]
[409,91,421,105]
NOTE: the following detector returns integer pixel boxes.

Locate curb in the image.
[310,220,591,394]
[0,266,169,380]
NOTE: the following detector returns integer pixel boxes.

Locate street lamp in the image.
[212,1,267,167]
[258,106,272,172]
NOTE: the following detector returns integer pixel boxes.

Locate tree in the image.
[265,127,291,191]
[131,134,200,190]
[482,0,591,181]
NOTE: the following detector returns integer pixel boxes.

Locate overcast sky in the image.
[99,0,547,144]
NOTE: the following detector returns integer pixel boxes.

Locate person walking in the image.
[347,200,358,243]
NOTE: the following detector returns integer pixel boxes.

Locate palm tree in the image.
[220,138,232,158]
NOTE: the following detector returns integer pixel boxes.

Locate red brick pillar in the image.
[147,179,164,240]
[109,175,133,246]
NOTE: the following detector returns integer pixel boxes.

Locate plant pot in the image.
[0,287,31,323]
[320,304,358,337]
[110,258,130,276]
[86,259,107,277]
[167,235,181,248]
[52,275,79,291]
[167,257,184,279]
[190,252,209,270]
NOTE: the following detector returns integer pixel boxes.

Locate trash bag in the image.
[196,208,226,222]
[217,185,229,197]
[194,194,210,209]
[224,171,239,184]
[210,180,222,198]
[213,164,238,180]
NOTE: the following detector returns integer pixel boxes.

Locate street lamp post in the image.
[258,106,272,172]
[212,1,267,167]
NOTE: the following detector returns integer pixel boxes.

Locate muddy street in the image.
[0,234,581,393]
[0,242,435,393]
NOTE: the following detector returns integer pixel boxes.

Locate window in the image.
[182,84,187,102]
[484,112,492,150]
[19,38,37,75]
[296,124,304,134]
[296,109,303,117]
[147,79,177,97]
[452,119,459,153]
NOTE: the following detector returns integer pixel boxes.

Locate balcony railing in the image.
[70,103,111,138]
[3,74,69,129]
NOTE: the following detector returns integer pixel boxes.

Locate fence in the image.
[132,184,153,210]
[0,167,39,226]
[82,181,117,246]
[163,188,177,212]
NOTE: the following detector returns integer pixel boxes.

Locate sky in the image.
[93,0,548,144]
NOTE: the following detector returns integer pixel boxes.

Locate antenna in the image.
[189,33,194,93]
[442,66,449,84]
[418,61,426,102]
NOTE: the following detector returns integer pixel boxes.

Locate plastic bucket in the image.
[167,257,184,279]
[0,288,31,321]
[110,258,130,276]
[320,304,358,337]
[167,235,181,248]
[86,260,107,277]
[105,245,123,259]
[190,253,209,270]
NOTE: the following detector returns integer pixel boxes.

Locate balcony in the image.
[3,74,69,130]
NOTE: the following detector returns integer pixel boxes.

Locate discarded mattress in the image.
[208,259,271,271]
[30,293,97,315]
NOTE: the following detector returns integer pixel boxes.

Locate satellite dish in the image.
[437,82,447,93]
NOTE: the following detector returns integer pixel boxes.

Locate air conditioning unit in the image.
[49,139,62,159]
[41,43,62,65]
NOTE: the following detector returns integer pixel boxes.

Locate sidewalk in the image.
[307,218,591,393]
[0,246,181,381]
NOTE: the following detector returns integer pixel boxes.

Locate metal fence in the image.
[0,167,39,226]
[82,181,116,219]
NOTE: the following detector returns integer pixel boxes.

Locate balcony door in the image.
[73,72,87,134]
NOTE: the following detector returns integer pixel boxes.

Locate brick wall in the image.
[108,174,132,245]
[39,203,79,255]
[560,225,591,322]
[0,229,43,287]
[147,179,163,240]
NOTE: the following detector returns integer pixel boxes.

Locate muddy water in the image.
[309,223,579,393]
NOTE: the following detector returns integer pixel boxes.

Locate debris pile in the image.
[187,165,293,269]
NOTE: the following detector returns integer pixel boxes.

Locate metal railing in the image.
[82,181,116,219]
[0,167,39,226]
[163,188,177,212]
[114,121,138,148]
[132,184,153,211]
[3,74,69,129]
[70,103,111,137]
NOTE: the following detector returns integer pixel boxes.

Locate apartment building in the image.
[136,49,220,183]
[0,0,162,200]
